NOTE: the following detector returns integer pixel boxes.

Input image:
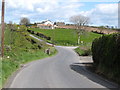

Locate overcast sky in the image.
[0,0,119,27]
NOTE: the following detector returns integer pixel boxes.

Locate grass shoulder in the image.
[74,45,92,56]
[1,26,57,89]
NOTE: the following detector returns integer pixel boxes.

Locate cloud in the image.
[92,3,118,26]
[2,0,84,23]
[20,14,30,18]
[35,1,59,13]
[95,4,118,14]
[77,3,118,26]
[0,0,118,27]
[6,0,37,11]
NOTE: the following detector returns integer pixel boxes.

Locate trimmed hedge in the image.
[92,33,120,84]
[27,30,51,40]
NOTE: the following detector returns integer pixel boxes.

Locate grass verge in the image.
[0,25,57,89]
[75,46,92,56]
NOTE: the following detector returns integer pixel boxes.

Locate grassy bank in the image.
[1,25,57,88]
[75,46,92,56]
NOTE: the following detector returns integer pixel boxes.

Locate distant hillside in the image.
[57,25,119,34]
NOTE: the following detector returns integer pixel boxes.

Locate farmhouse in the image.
[37,20,54,29]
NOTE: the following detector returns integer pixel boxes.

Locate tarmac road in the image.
[8,46,118,88]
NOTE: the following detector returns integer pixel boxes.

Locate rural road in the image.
[8,46,118,88]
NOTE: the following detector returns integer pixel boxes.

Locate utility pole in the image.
[118,1,120,29]
[1,0,5,57]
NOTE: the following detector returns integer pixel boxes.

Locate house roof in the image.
[37,20,52,24]
[37,24,53,26]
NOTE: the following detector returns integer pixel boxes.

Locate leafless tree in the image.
[69,14,90,44]
[20,17,30,26]
[70,14,89,26]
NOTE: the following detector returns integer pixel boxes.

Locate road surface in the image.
[8,46,118,88]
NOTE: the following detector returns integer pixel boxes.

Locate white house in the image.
[37,20,55,29]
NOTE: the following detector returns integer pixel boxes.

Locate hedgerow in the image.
[92,33,120,84]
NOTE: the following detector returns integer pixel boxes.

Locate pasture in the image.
[30,28,101,46]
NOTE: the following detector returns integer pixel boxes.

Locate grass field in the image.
[1,26,57,89]
[29,28,102,56]
[30,28,78,46]
[30,28,102,46]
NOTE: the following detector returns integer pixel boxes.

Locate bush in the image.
[92,33,120,84]
[75,47,92,56]
[82,49,92,56]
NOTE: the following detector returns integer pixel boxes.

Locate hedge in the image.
[27,30,51,40]
[92,33,120,84]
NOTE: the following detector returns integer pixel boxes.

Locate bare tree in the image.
[69,14,90,44]
[20,17,30,26]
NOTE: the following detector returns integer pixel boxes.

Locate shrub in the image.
[75,47,92,56]
[82,49,92,56]
[92,33,120,84]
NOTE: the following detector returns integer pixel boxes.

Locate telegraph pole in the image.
[1,0,5,57]
[118,1,120,29]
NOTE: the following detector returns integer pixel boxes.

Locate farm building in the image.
[37,20,54,29]
[54,22,65,26]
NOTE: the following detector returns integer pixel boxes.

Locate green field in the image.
[29,28,102,56]
[30,28,78,46]
[30,28,102,46]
